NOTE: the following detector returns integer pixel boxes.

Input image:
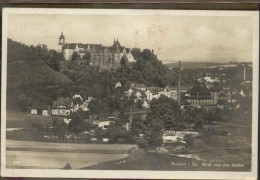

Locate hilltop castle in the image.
[58,32,135,69]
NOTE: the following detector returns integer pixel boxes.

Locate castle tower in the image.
[58,31,65,52]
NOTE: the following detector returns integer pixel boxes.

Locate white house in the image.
[240,89,245,97]
[64,117,72,125]
[136,91,142,100]
[142,100,150,108]
[126,88,134,97]
[145,90,153,101]
[82,96,93,111]
[72,94,84,112]
[115,82,122,88]
[204,76,220,83]
[98,121,114,130]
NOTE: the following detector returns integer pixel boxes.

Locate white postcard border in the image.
[1,8,259,179]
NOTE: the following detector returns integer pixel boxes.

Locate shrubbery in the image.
[183,134,194,147]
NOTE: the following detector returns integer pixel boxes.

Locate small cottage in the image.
[30,101,51,116]
[52,97,73,116]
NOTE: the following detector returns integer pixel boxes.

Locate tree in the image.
[106,119,129,143]
[149,95,180,130]
[144,116,164,146]
[120,54,128,69]
[142,62,156,85]
[131,116,145,136]
[17,94,32,111]
[84,52,91,64]
[131,48,141,59]
[124,90,139,132]
[184,134,194,147]
[194,120,203,131]
[68,113,85,137]
[71,52,81,61]
[53,122,67,140]
[88,99,99,117]
[53,117,59,127]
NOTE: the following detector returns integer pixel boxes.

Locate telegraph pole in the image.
[177,61,181,105]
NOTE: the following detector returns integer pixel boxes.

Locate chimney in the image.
[178,61,181,105]
[244,65,246,81]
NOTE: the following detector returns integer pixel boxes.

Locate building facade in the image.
[58,32,135,69]
[184,86,214,107]
[30,102,51,116]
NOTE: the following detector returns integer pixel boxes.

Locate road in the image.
[6,140,137,169]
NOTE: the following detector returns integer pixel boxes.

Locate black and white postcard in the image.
[1,8,258,179]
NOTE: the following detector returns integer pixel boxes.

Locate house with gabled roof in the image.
[52,97,73,116]
[30,101,51,116]
[133,83,147,91]
[72,94,84,112]
[184,85,213,107]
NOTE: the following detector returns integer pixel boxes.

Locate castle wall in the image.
[63,49,75,61]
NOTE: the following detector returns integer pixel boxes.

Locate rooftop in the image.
[52,97,73,109]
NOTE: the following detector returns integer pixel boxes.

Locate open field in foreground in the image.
[6,140,137,169]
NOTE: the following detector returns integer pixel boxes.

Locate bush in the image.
[137,138,148,149]
[194,120,204,131]
[183,134,194,147]
[17,94,32,111]
[201,128,216,144]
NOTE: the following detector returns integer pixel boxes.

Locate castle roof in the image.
[62,39,131,53]
[63,43,102,50]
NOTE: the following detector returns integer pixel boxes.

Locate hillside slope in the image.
[6,39,73,110]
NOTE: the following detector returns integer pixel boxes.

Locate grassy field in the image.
[6,110,62,129]
[6,140,137,169]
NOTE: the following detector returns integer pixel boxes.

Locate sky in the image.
[8,13,253,63]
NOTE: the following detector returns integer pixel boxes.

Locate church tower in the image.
[58,31,65,52]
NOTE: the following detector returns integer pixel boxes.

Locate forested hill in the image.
[7,39,73,110]
[6,39,179,112]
